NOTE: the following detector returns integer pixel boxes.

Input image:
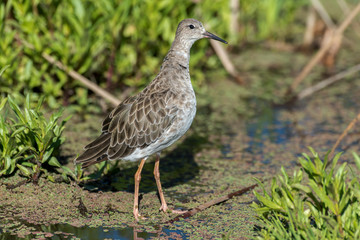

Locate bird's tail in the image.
[74,133,110,168]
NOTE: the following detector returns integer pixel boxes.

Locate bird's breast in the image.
[172,87,197,135]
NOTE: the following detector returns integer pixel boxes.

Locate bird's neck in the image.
[162,38,193,70]
[162,50,190,70]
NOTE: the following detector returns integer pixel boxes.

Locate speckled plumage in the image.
[75,19,227,221]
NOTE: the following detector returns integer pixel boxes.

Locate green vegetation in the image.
[61,158,109,184]
[0,94,70,183]
[253,148,360,239]
[240,0,306,41]
[0,0,306,109]
[2,0,360,238]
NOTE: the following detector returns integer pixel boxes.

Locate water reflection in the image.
[246,106,293,153]
[0,224,190,240]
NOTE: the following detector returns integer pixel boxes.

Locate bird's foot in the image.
[159,204,187,214]
[133,208,147,222]
[159,203,169,213]
[170,209,187,214]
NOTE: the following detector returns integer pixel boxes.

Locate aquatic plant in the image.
[62,160,109,184]
[0,94,70,183]
[253,148,360,239]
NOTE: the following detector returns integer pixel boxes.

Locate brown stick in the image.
[167,183,258,224]
[337,0,360,38]
[290,30,333,92]
[18,38,121,106]
[303,7,317,47]
[297,63,360,100]
[41,53,121,106]
[289,3,360,93]
[337,3,360,34]
[310,0,335,28]
[4,179,30,190]
[230,0,240,34]
[329,112,360,160]
[210,40,245,84]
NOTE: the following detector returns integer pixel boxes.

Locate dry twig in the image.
[337,0,360,38]
[167,183,258,223]
[329,112,360,160]
[19,38,121,106]
[310,0,335,29]
[297,63,360,100]
[210,41,245,85]
[3,179,30,190]
[41,53,121,106]
[303,7,318,47]
[230,0,240,34]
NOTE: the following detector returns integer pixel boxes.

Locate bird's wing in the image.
[75,90,178,167]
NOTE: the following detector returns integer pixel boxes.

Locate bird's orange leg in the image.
[133,158,146,221]
[154,154,186,214]
[154,154,169,212]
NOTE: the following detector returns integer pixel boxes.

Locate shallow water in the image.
[1,225,153,240]
[0,215,181,240]
[246,107,293,152]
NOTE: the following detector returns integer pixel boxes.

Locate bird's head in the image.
[174,18,227,49]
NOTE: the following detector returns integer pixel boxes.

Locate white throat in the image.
[174,50,189,60]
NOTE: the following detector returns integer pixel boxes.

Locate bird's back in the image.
[75,64,196,167]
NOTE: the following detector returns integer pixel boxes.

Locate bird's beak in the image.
[203,31,228,44]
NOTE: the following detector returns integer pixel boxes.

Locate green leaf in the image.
[0,65,10,76]
[254,191,283,211]
[10,126,27,137]
[61,166,76,179]
[8,96,26,124]
[25,94,31,112]
[48,156,62,168]
[308,180,336,213]
[331,152,342,170]
[71,0,85,20]
[0,97,7,111]
[4,156,12,171]
[24,61,33,80]
[61,172,69,182]
[47,175,55,182]
[21,161,35,168]
[16,164,32,177]
[41,130,55,152]
[42,147,54,163]
[352,152,360,171]
[36,96,45,112]
[292,183,311,194]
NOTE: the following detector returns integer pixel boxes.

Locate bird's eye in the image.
[189,25,195,29]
